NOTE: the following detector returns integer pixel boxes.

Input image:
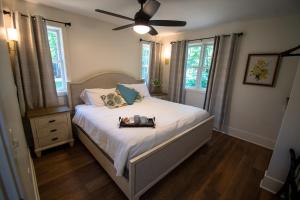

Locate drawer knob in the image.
[51,137,58,141]
[49,120,56,123]
[50,129,57,133]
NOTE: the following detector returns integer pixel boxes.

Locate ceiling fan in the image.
[95,0,186,35]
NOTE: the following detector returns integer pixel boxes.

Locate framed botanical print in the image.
[243,53,280,87]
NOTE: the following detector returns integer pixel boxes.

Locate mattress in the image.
[72,97,210,176]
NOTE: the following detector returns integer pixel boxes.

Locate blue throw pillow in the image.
[116,84,138,105]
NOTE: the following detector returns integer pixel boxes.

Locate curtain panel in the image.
[149,42,162,90]
[204,34,240,131]
[168,40,187,103]
[11,12,58,116]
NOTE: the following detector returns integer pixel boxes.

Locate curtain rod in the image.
[139,38,155,43]
[3,10,71,27]
[280,44,300,57]
[170,32,243,44]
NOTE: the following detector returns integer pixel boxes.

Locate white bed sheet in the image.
[72,97,210,176]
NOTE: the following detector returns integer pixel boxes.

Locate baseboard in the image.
[260,171,284,194]
[227,127,275,150]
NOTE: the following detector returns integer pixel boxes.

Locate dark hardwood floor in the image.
[33,132,279,200]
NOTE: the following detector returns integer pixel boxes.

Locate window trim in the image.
[185,87,207,94]
[47,25,68,96]
[184,40,214,92]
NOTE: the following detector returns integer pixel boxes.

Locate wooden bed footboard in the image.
[75,116,213,200]
[128,116,213,199]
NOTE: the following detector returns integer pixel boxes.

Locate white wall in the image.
[3,0,155,82]
[261,59,300,193]
[159,15,300,149]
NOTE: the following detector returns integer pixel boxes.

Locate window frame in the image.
[184,40,214,92]
[140,42,152,85]
[46,25,68,96]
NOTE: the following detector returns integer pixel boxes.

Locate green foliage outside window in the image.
[201,45,213,89]
[185,43,214,90]
[141,43,151,84]
[186,46,201,67]
[48,31,58,62]
[47,27,65,92]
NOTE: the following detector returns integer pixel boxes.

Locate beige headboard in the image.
[67,72,143,109]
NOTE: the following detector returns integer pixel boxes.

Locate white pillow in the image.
[121,83,150,97]
[80,88,116,106]
[80,88,99,105]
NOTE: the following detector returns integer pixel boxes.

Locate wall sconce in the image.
[164,46,171,65]
[165,58,170,65]
[6,28,18,52]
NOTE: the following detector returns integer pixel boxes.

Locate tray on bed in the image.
[119,117,156,128]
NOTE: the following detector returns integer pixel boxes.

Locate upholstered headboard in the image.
[67,72,143,109]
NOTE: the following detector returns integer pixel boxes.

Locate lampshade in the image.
[164,46,171,64]
[164,46,171,59]
[133,25,150,34]
[7,28,18,41]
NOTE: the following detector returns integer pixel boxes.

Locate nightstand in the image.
[151,92,169,100]
[28,106,74,157]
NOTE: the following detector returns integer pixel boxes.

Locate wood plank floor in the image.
[33,132,279,200]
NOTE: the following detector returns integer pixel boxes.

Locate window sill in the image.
[57,91,67,97]
[185,88,206,94]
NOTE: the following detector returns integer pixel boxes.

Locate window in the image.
[141,42,151,84]
[47,25,67,95]
[184,41,214,91]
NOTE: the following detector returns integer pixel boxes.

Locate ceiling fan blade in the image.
[95,9,134,21]
[143,0,161,18]
[149,26,158,35]
[149,20,186,26]
[112,24,135,30]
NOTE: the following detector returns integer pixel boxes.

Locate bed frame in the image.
[68,72,214,200]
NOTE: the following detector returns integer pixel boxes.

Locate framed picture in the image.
[243,53,280,87]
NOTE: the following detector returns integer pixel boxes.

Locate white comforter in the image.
[72,97,209,176]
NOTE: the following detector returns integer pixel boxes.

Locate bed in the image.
[68,72,214,200]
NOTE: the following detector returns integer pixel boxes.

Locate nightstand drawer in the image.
[37,123,69,138]
[36,113,68,129]
[38,131,69,147]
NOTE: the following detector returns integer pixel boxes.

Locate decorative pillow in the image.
[121,83,151,97]
[80,88,115,106]
[101,92,127,108]
[116,84,138,105]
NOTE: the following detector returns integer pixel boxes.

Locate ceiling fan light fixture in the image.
[95,0,186,35]
[133,25,150,34]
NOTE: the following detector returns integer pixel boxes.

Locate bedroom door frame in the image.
[0,1,39,198]
[0,111,24,200]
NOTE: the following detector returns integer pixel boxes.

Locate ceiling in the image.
[26,0,300,35]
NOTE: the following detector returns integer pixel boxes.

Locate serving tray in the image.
[119,117,156,128]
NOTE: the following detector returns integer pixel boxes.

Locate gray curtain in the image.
[204,34,240,131]
[168,40,187,103]
[11,12,58,116]
[149,42,162,88]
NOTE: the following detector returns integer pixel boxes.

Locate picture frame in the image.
[243,53,280,87]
